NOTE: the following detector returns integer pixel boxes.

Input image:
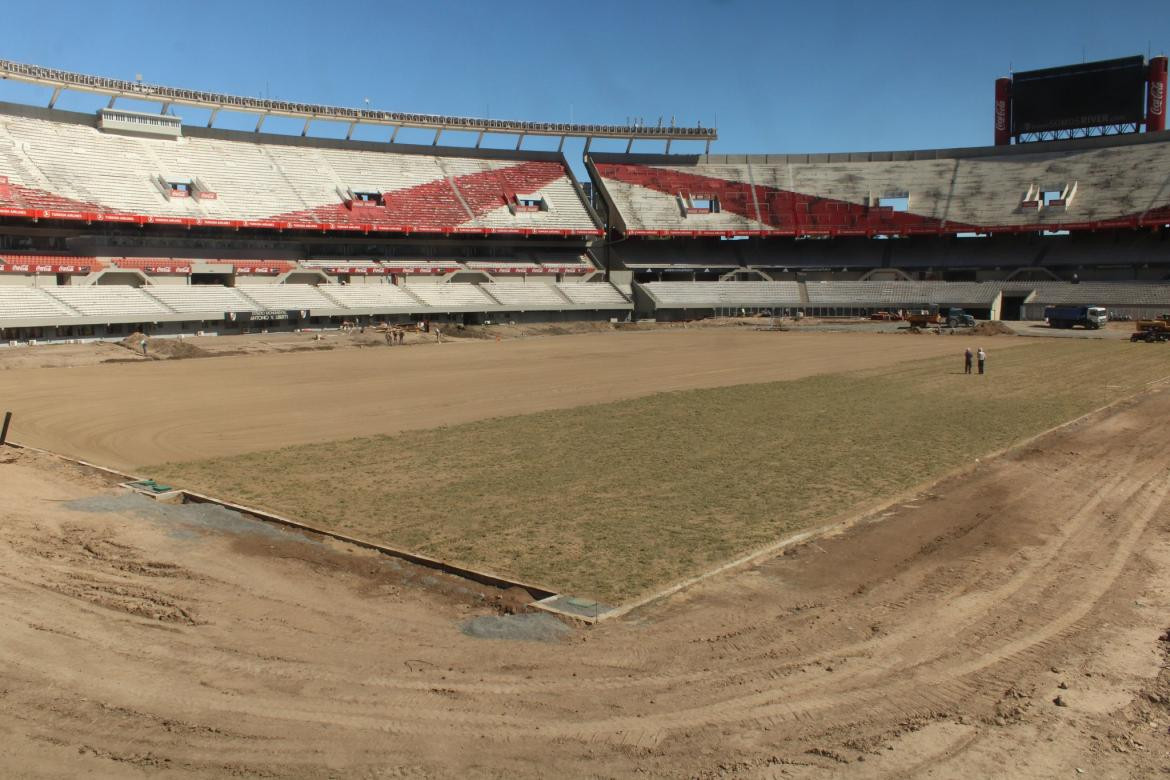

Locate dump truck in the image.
[1044,305,1108,329]
[906,305,975,328]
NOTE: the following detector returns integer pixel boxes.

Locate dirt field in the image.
[151,340,1170,602]
[3,387,1170,777]
[0,329,1001,469]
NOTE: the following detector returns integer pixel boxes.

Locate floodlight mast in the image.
[0,58,717,153]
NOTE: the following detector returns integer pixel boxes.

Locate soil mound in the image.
[973,321,1016,337]
[120,333,212,360]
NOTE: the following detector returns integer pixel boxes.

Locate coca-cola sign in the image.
[1151,81,1166,117]
[995,100,1009,131]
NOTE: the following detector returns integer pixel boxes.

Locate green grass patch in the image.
[150,340,1170,603]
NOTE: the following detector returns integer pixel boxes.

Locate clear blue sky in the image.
[0,0,1163,165]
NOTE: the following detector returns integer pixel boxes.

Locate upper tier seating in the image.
[589,135,1170,236]
[382,261,463,274]
[465,260,542,272]
[45,286,172,317]
[301,259,383,270]
[0,253,102,271]
[0,109,600,235]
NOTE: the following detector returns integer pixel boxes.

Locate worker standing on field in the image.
[964,347,973,374]
[977,347,986,375]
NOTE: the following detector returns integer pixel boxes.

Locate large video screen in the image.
[1012,56,1147,134]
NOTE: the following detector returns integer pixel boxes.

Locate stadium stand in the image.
[634,279,1170,320]
[555,283,629,306]
[316,283,421,312]
[300,259,383,271]
[0,104,601,237]
[640,281,802,309]
[234,284,336,312]
[804,281,1002,307]
[405,283,500,310]
[381,261,464,276]
[45,286,173,318]
[0,286,80,321]
[1021,282,1170,319]
[143,285,262,315]
[480,282,568,308]
[1,64,1167,339]
[0,253,101,273]
[588,132,1170,237]
[465,260,542,274]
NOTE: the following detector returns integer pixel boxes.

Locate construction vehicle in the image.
[906,305,975,328]
[1135,314,1170,332]
[1044,305,1107,329]
[869,310,903,321]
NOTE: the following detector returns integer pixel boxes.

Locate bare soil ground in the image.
[150,340,1170,602]
[3,388,1170,777]
[0,329,1000,469]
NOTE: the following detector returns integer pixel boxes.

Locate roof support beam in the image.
[432,128,442,146]
[584,136,593,153]
[159,101,172,114]
[345,121,356,140]
[557,136,565,152]
[390,126,400,143]
[665,139,672,154]
[626,138,633,153]
[0,59,719,146]
[475,130,484,149]
[206,107,219,128]
[0,59,716,144]
[301,118,312,137]
[47,86,61,109]
[515,133,525,151]
[255,114,267,133]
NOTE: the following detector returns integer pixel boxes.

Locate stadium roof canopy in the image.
[0,58,716,152]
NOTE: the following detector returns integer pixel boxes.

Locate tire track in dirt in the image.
[3,392,1170,776]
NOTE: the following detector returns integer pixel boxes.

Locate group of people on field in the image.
[963,347,987,375]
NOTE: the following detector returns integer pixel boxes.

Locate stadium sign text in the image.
[250,310,293,321]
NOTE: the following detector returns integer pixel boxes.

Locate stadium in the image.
[2,38,1170,779]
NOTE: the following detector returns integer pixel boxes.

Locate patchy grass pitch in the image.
[151,340,1170,602]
